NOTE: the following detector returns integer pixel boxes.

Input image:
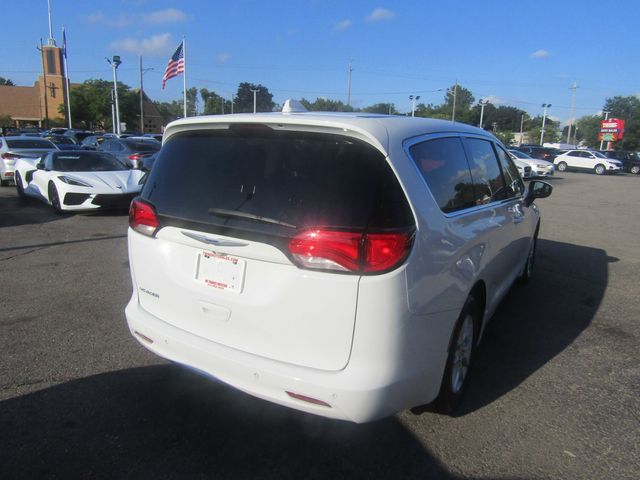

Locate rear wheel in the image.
[15,172,25,197]
[434,295,480,414]
[631,165,640,175]
[518,229,538,283]
[49,183,62,213]
[556,161,567,172]
[594,164,605,175]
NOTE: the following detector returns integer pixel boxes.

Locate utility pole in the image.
[599,110,610,150]
[409,95,420,117]
[540,103,551,145]
[519,114,525,146]
[478,99,489,128]
[221,97,224,115]
[347,60,353,107]
[231,95,234,114]
[566,81,578,145]
[106,55,122,135]
[139,56,144,133]
[37,39,50,130]
[451,80,458,122]
[251,89,259,113]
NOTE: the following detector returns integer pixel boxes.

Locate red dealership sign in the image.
[599,118,625,141]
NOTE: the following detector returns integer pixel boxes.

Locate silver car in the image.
[0,136,59,186]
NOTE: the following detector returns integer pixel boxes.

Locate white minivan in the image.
[125,108,552,423]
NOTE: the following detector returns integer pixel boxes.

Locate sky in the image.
[1,0,639,124]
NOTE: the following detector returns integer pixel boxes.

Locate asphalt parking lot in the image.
[1,171,639,480]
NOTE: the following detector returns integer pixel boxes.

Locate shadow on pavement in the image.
[458,238,613,414]
[0,365,524,480]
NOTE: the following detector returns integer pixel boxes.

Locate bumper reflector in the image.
[133,330,154,344]
[285,391,332,407]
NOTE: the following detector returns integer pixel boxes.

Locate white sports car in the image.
[14,150,146,212]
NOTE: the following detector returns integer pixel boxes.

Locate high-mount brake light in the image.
[129,198,158,237]
[288,228,414,274]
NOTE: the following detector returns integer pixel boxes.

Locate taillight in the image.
[128,153,141,161]
[1,152,19,159]
[129,198,158,237]
[288,228,414,274]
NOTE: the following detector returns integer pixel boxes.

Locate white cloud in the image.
[143,8,189,24]
[109,33,173,56]
[88,11,134,28]
[217,52,231,63]
[480,95,505,105]
[530,49,550,59]
[366,8,395,22]
[334,19,352,31]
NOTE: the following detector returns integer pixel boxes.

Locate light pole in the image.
[139,56,153,133]
[478,99,490,128]
[540,103,551,145]
[409,95,420,117]
[599,110,610,150]
[106,55,122,135]
[251,89,259,113]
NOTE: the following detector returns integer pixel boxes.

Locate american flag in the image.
[162,41,185,89]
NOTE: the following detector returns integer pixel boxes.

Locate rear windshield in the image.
[7,139,55,149]
[123,140,160,152]
[142,129,414,234]
[53,152,128,171]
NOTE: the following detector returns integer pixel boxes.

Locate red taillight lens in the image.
[129,198,158,237]
[1,152,19,159]
[128,154,141,161]
[288,229,414,274]
[288,229,362,272]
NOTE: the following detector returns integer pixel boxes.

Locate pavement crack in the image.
[0,247,50,262]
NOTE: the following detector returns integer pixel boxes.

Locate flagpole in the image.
[182,37,187,118]
[62,27,72,128]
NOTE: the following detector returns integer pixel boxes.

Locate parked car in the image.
[142,133,163,142]
[97,137,161,169]
[513,146,560,162]
[508,149,555,177]
[512,158,533,178]
[0,136,58,186]
[125,105,552,423]
[80,135,106,150]
[14,150,145,212]
[597,150,640,175]
[554,150,622,175]
[42,134,84,151]
[63,130,94,143]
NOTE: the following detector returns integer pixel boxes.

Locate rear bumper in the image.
[125,296,450,423]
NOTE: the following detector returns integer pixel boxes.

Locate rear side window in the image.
[465,138,508,205]
[143,129,414,234]
[6,139,54,149]
[408,137,476,213]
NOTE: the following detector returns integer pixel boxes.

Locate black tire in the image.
[556,161,567,172]
[631,165,640,175]
[518,229,538,284]
[49,183,63,213]
[594,164,605,175]
[15,171,25,197]
[434,295,480,414]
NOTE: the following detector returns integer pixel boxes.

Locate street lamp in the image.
[409,95,420,117]
[478,99,490,128]
[540,103,551,145]
[106,55,122,135]
[251,89,259,113]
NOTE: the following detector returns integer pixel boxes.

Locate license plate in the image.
[196,251,246,293]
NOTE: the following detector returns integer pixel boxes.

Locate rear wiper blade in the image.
[208,208,297,229]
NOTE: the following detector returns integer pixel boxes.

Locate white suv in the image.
[125,108,552,423]
[554,149,622,175]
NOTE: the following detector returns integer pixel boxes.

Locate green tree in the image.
[602,96,640,151]
[300,97,355,112]
[445,84,474,123]
[362,103,397,115]
[572,115,601,147]
[186,86,198,116]
[234,83,275,113]
[0,77,15,86]
[200,88,232,115]
[526,115,560,144]
[64,79,138,130]
[154,100,183,122]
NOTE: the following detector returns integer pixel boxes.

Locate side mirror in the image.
[525,180,552,207]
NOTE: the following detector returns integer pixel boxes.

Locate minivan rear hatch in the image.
[129,124,414,371]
